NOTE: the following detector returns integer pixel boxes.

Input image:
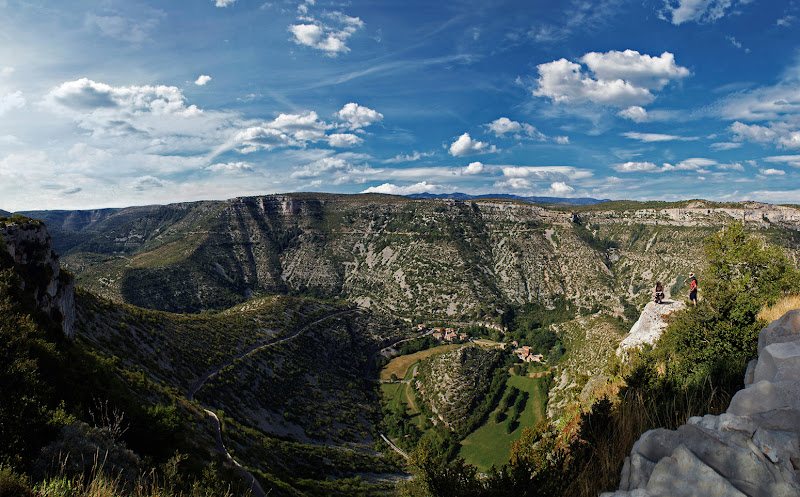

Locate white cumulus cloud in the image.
[486,117,567,143]
[361,181,447,195]
[337,103,383,130]
[328,133,364,148]
[462,161,484,175]
[618,106,649,122]
[289,10,364,56]
[488,117,523,136]
[449,133,497,157]
[230,127,298,153]
[730,121,800,149]
[613,161,659,173]
[549,181,574,194]
[532,50,690,108]
[581,50,690,89]
[760,168,786,176]
[194,75,212,86]
[44,78,201,116]
[215,0,236,6]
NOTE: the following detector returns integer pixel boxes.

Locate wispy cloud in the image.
[622,132,699,142]
[660,0,751,25]
[85,6,165,45]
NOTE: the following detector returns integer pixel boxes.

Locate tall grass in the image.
[566,375,732,497]
[1,457,244,497]
[34,471,240,497]
[758,294,800,324]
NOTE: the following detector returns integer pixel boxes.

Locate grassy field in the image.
[458,373,549,472]
[379,344,461,380]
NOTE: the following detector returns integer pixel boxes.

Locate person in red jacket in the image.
[687,273,698,306]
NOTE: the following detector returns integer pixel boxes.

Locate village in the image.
[414,324,545,364]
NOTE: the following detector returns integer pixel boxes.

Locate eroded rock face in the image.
[601,310,800,497]
[617,300,685,357]
[0,221,75,338]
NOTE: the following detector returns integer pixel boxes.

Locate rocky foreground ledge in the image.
[602,310,800,497]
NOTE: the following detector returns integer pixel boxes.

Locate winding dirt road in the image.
[187,308,358,497]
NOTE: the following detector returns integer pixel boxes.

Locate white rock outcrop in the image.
[602,309,800,497]
[617,300,685,357]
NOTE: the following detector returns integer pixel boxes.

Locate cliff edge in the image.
[602,310,800,497]
[0,218,75,338]
[617,300,685,357]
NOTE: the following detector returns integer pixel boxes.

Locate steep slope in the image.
[76,289,406,495]
[0,216,75,337]
[1,217,404,496]
[0,217,247,494]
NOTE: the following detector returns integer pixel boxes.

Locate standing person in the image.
[654,281,664,304]
[687,273,698,306]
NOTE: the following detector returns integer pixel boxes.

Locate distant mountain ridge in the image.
[406,192,611,205]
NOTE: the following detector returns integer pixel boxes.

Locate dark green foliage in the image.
[657,221,799,386]
[0,268,62,467]
[507,295,572,355]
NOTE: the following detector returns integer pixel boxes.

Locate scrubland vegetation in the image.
[6,196,800,497]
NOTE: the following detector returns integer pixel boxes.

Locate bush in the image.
[0,465,33,497]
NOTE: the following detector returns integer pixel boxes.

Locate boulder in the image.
[758,310,800,354]
[645,445,747,497]
[752,341,800,384]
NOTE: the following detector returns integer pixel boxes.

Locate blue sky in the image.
[1,0,800,210]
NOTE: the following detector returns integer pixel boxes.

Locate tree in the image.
[398,435,482,497]
[658,221,799,386]
[704,221,799,303]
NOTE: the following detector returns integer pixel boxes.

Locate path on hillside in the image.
[205,409,268,497]
[187,308,357,497]
[187,308,357,400]
[380,433,410,460]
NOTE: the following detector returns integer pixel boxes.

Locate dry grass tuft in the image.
[758,295,800,324]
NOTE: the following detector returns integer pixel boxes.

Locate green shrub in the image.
[0,465,33,497]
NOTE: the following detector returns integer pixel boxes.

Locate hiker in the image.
[686,273,698,306]
[654,281,664,304]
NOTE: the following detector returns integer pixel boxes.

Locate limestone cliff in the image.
[31,195,800,320]
[0,219,75,337]
[602,310,800,497]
